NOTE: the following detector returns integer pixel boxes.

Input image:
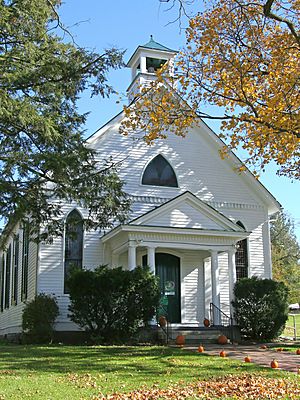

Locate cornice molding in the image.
[128,195,264,211]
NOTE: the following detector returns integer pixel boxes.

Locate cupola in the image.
[126,36,177,103]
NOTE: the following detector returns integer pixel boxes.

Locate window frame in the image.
[141,154,178,188]
[21,222,30,302]
[235,221,249,280]
[12,234,19,306]
[4,244,12,309]
[64,209,84,294]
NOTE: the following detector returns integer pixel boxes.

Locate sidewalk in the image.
[187,344,300,373]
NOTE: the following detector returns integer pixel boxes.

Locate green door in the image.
[156,253,181,323]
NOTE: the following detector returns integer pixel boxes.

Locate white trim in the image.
[102,224,250,243]
[86,104,280,215]
[63,209,85,294]
[131,192,245,232]
[140,153,179,188]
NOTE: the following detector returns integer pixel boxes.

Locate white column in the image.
[140,55,147,73]
[147,246,156,274]
[210,250,221,325]
[228,248,237,318]
[128,240,137,271]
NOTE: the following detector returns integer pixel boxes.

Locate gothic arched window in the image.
[142,155,178,187]
[64,210,83,293]
[235,221,248,280]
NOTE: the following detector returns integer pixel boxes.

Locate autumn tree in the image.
[122,0,300,178]
[0,0,130,245]
[270,211,300,304]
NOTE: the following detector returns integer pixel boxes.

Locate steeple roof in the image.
[127,36,178,67]
[141,35,177,52]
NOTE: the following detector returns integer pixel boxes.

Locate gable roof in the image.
[87,84,280,216]
[87,107,280,215]
[130,191,245,232]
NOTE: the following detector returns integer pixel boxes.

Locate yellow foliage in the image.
[120,0,300,179]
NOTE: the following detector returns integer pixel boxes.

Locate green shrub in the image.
[67,265,160,343]
[22,294,59,343]
[232,277,289,341]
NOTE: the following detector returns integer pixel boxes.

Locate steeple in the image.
[126,36,178,103]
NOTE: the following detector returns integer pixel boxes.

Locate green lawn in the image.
[0,344,297,400]
[283,313,300,339]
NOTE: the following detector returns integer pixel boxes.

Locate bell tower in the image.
[126,36,177,103]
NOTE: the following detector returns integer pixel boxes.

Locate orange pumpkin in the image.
[296,349,300,355]
[276,347,283,352]
[158,315,167,327]
[175,335,185,346]
[218,334,228,345]
[219,349,227,357]
[271,359,279,369]
[197,345,204,353]
[244,356,251,363]
[260,345,268,349]
[203,318,210,328]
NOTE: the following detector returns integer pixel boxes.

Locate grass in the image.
[283,313,300,339]
[0,344,296,400]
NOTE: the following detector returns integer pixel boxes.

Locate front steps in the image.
[158,325,226,345]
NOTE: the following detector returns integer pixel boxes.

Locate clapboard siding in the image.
[0,96,277,333]
[142,204,223,230]
[91,125,261,208]
[218,253,230,313]
[181,251,206,324]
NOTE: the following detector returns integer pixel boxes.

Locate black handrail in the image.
[210,302,234,343]
[157,304,171,345]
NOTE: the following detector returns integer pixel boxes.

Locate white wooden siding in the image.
[181,251,205,324]
[91,126,261,207]
[0,107,276,333]
[142,203,224,230]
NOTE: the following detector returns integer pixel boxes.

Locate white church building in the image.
[0,37,280,338]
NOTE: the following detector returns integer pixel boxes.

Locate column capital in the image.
[228,246,237,256]
[146,244,157,250]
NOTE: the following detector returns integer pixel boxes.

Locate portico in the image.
[102,222,248,325]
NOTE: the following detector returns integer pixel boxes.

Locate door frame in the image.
[142,250,182,323]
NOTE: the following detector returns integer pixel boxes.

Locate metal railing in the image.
[210,302,232,326]
[210,302,235,343]
[157,303,171,345]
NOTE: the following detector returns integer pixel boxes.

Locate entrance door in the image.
[156,253,181,323]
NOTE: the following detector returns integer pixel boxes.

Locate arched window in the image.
[64,210,83,293]
[235,221,248,280]
[142,155,178,187]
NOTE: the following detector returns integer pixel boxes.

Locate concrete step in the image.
[158,327,225,344]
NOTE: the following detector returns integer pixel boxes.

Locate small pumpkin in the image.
[175,335,185,346]
[219,349,227,357]
[197,345,204,353]
[296,349,300,355]
[271,359,279,369]
[158,315,167,327]
[260,345,268,349]
[203,318,210,328]
[244,355,251,363]
[217,334,228,345]
[276,347,283,352]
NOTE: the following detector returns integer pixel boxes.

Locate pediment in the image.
[130,192,244,232]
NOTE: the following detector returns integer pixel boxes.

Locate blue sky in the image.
[59,0,300,241]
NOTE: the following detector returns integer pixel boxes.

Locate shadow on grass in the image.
[0,344,265,380]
